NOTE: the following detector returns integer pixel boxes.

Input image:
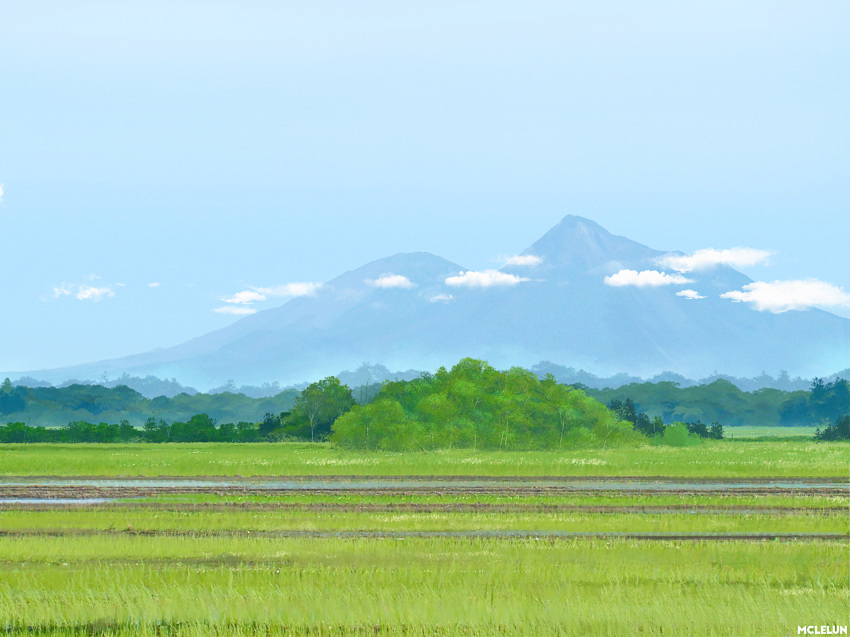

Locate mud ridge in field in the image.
[0,528,844,541]
[2,475,844,483]
[0,486,845,499]
[0,501,843,515]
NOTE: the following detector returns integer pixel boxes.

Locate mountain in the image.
[16,216,850,388]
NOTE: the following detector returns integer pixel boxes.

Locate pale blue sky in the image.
[1,1,848,372]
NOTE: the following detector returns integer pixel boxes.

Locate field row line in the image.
[1,502,845,515]
[0,529,846,541]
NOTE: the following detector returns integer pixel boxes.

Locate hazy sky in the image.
[1,1,848,372]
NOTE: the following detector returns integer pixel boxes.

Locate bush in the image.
[815,414,850,441]
[659,423,702,447]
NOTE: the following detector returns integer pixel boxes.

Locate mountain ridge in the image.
[10,215,849,388]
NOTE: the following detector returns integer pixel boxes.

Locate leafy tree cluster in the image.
[814,415,850,441]
[331,358,641,451]
[0,420,138,443]
[607,397,723,440]
[265,377,356,441]
[684,420,724,440]
[607,398,665,436]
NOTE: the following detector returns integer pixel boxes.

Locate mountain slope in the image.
[491,216,848,376]
[20,216,850,387]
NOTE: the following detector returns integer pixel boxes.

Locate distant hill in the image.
[0,381,297,428]
[10,215,849,389]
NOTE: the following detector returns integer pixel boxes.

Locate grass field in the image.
[0,440,847,635]
[2,506,844,534]
[0,537,844,636]
[0,439,848,477]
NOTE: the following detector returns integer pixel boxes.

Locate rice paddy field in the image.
[725,426,820,439]
[0,439,847,477]
[0,441,847,635]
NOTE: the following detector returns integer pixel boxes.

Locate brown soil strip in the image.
[0,486,845,499]
[2,475,844,483]
[0,528,844,541]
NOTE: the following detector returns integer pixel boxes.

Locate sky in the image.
[1,1,848,373]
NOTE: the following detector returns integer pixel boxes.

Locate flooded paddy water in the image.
[0,476,850,498]
[0,476,845,541]
[0,475,845,500]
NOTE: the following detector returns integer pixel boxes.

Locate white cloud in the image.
[75,285,114,301]
[604,269,693,287]
[366,273,416,289]
[658,247,771,273]
[427,293,454,303]
[224,290,267,305]
[504,255,542,267]
[148,282,160,288]
[676,289,706,300]
[0,184,4,203]
[445,270,529,288]
[214,305,257,315]
[116,283,127,287]
[52,282,114,301]
[254,282,321,297]
[215,281,321,314]
[720,279,850,313]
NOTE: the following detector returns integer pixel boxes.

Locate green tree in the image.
[708,422,724,440]
[291,377,355,442]
[686,420,710,438]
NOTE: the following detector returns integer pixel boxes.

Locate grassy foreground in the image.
[0,536,844,636]
[0,439,848,477]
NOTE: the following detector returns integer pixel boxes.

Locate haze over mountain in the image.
[13,216,850,389]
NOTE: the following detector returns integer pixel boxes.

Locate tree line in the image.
[0,376,357,444]
[0,378,297,428]
[587,377,849,428]
[2,363,848,445]
[3,374,847,430]
[0,415,264,443]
